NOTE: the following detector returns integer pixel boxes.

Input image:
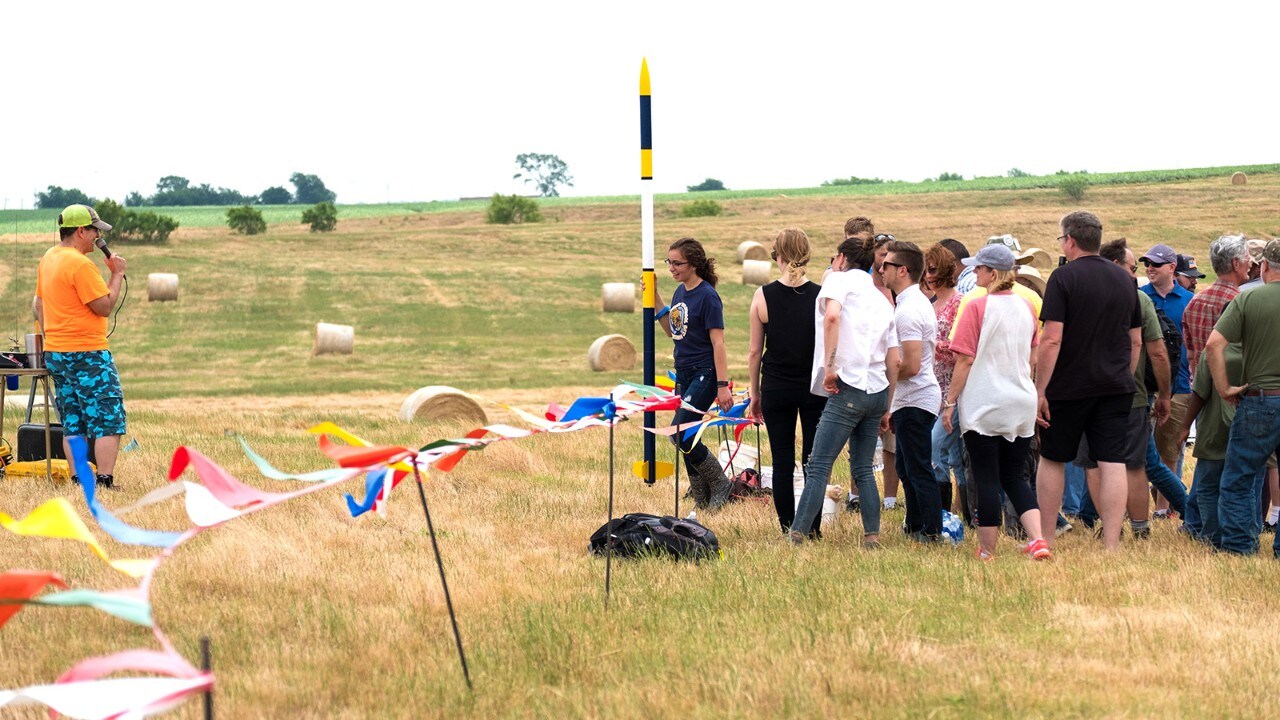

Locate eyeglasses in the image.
[664,259,690,268]
[1143,261,1170,268]
[1128,265,1138,273]
[874,233,895,243]
[1056,235,1067,243]
[881,261,906,271]
[770,250,778,261]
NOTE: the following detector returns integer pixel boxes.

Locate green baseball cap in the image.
[57,204,112,231]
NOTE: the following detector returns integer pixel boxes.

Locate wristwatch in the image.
[716,380,730,388]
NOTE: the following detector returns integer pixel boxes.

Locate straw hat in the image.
[1015,265,1047,297]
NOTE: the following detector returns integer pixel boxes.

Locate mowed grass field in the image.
[1,174,1280,718]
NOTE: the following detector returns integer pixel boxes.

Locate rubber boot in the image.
[686,458,711,508]
[697,454,733,511]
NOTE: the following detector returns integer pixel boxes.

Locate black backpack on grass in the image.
[589,513,722,561]
[1144,307,1183,393]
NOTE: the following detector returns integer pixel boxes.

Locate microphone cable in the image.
[106,274,128,340]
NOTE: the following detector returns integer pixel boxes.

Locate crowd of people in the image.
[656,211,1280,559]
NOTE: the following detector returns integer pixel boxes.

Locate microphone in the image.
[94,237,113,259]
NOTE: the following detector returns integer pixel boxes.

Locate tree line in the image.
[34,172,336,209]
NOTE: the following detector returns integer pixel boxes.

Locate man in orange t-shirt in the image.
[33,204,128,488]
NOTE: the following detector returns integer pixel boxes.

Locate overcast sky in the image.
[3,0,1275,207]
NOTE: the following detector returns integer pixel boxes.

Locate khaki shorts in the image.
[1153,393,1192,467]
[881,428,896,454]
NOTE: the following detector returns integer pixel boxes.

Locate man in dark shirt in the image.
[1035,211,1144,551]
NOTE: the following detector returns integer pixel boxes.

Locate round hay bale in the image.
[588,334,636,372]
[313,322,354,356]
[1232,172,1247,185]
[601,282,636,313]
[398,385,487,424]
[147,273,179,302]
[742,259,772,286]
[737,240,768,263]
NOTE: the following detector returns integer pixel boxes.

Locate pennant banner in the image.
[0,498,155,578]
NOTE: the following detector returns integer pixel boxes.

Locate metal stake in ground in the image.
[201,636,213,720]
[673,431,680,518]
[755,422,762,477]
[605,394,616,608]
[412,462,473,691]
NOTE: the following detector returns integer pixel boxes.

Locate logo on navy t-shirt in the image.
[670,302,689,340]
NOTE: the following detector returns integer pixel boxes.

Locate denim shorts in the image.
[45,350,127,438]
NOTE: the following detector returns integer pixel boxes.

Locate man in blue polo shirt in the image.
[1140,244,1194,485]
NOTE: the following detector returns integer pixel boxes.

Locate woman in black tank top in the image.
[748,228,827,535]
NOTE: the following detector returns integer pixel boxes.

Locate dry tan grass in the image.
[4,178,1280,717]
[3,391,1279,718]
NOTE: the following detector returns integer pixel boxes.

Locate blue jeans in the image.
[672,367,716,474]
[1217,395,1280,555]
[1063,462,1087,517]
[1187,459,1223,543]
[931,414,965,487]
[1145,427,1187,517]
[1184,459,1207,538]
[796,380,888,537]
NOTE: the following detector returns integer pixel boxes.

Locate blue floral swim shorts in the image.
[44,350,127,438]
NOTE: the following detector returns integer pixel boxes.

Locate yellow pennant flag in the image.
[0,498,154,578]
[307,421,413,472]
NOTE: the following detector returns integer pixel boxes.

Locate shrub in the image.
[301,201,338,232]
[936,172,964,182]
[226,205,267,235]
[95,198,127,229]
[687,178,726,192]
[1058,175,1089,202]
[94,198,178,244]
[1007,168,1031,178]
[680,199,722,218]
[116,210,179,244]
[485,194,542,224]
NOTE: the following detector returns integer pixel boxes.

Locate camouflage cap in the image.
[1247,238,1268,262]
[1264,239,1280,265]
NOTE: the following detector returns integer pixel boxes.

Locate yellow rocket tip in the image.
[640,59,650,95]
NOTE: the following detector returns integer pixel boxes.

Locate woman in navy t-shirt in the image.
[655,237,734,511]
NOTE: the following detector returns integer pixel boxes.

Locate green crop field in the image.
[1,169,1279,718]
